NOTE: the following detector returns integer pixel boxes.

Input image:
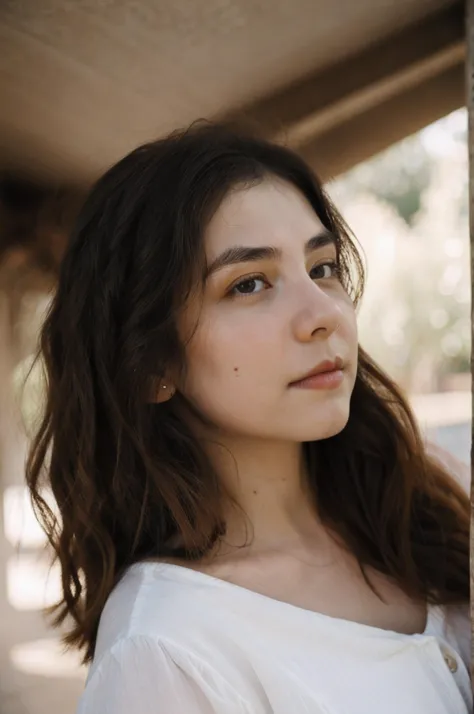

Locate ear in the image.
[149,378,176,404]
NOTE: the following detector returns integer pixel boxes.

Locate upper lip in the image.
[290,356,344,384]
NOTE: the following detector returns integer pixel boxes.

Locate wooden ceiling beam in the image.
[303,61,465,180]
[226,3,464,168]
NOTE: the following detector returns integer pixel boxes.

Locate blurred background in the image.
[330,108,471,463]
[0,1,470,712]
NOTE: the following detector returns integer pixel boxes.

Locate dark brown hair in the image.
[25,121,469,664]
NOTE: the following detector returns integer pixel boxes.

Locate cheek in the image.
[339,297,358,340]
[342,308,359,378]
[184,312,277,397]
[333,300,358,374]
[347,310,358,345]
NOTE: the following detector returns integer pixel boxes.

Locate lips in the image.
[290,356,344,385]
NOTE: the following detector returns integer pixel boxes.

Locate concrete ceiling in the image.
[0,0,465,185]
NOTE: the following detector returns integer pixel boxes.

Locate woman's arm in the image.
[77,635,250,714]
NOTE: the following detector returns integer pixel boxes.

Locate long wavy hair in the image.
[25,122,469,664]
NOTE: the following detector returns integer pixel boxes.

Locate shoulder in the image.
[93,562,212,659]
[81,563,252,713]
[78,633,250,714]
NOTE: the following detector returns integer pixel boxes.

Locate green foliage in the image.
[336,134,433,225]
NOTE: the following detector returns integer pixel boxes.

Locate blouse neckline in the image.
[129,560,441,642]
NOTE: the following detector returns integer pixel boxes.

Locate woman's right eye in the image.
[228,275,268,298]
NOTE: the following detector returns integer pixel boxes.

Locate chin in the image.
[297,402,351,442]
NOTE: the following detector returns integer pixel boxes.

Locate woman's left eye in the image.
[310,261,340,280]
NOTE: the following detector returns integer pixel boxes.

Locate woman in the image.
[26,122,470,713]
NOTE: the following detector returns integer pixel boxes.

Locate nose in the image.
[291,279,343,343]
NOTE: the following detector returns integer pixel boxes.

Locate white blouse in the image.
[77,561,472,714]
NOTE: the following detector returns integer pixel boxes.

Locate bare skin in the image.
[152,178,427,636]
[156,535,427,636]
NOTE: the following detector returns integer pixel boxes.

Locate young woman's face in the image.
[177,178,358,442]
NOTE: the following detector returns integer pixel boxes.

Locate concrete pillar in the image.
[466,0,474,689]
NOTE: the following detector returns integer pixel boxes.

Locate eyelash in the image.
[227,261,342,299]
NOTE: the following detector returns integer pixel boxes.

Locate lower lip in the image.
[289,369,344,390]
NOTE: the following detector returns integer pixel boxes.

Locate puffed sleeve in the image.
[76,635,251,714]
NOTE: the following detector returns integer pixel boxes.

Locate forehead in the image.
[204,178,326,257]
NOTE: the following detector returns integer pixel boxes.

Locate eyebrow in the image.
[204,230,338,280]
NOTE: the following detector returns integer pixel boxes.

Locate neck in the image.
[202,436,323,554]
